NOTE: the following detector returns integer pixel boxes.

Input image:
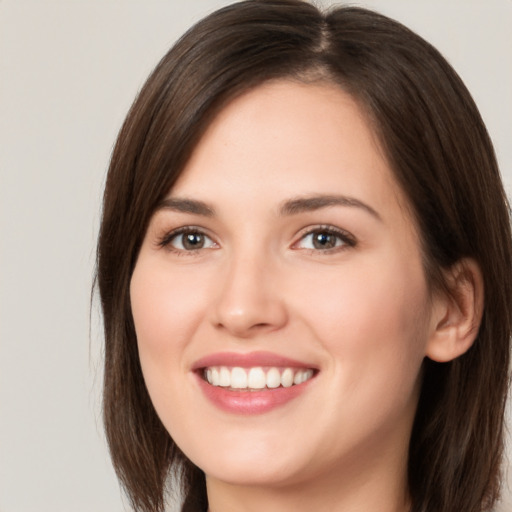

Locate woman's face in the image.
[130,81,439,489]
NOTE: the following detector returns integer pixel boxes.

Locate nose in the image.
[211,251,288,339]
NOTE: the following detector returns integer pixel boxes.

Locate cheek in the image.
[299,257,430,391]
[129,259,211,430]
[130,260,209,362]
[129,260,204,423]
[292,259,430,461]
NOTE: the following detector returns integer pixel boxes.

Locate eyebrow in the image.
[280,195,381,220]
[156,197,216,217]
[156,194,381,220]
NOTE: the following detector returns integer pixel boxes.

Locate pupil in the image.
[183,233,204,249]
[313,232,335,249]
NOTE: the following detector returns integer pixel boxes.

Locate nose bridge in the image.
[212,242,287,337]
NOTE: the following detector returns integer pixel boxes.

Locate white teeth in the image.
[219,367,231,387]
[203,366,315,390]
[231,367,248,388]
[248,367,266,389]
[266,368,281,388]
[302,371,310,384]
[293,369,313,385]
[281,368,294,388]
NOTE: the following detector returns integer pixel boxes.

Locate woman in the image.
[96,1,512,511]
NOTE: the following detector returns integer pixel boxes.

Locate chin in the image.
[200,456,307,488]
[175,426,311,488]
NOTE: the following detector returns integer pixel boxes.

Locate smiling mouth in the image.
[202,366,315,391]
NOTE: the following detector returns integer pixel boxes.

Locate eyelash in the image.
[292,225,356,253]
[157,225,356,255]
[157,226,217,255]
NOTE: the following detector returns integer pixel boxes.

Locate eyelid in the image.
[292,225,357,251]
[157,225,218,252]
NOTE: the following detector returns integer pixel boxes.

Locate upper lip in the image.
[191,351,318,371]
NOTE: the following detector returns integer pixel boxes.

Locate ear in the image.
[426,258,484,363]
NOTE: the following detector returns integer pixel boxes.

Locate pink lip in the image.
[191,351,317,370]
[191,351,317,415]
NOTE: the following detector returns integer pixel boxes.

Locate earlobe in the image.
[425,258,484,363]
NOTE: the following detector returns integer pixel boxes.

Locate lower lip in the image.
[195,373,314,415]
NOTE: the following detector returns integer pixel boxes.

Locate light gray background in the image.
[1,1,511,511]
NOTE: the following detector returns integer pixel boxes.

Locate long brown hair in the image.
[96,1,512,511]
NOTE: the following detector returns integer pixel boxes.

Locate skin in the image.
[130,80,478,512]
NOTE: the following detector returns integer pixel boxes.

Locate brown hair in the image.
[96,1,512,511]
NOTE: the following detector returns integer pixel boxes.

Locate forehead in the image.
[170,80,409,224]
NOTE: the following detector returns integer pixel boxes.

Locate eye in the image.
[294,227,355,251]
[159,228,217,252]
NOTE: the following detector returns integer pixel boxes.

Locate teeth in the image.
[281,368,294,388]
[248,367,266,389]
[294,369,311,385]
[204,366,314,390]
[219,367,231,387]
[231,367,247,388]
[266,367,281,388]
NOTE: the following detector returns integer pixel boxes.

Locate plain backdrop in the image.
[1,1,511,511]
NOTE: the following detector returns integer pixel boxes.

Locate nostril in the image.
[253,322,271,329]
